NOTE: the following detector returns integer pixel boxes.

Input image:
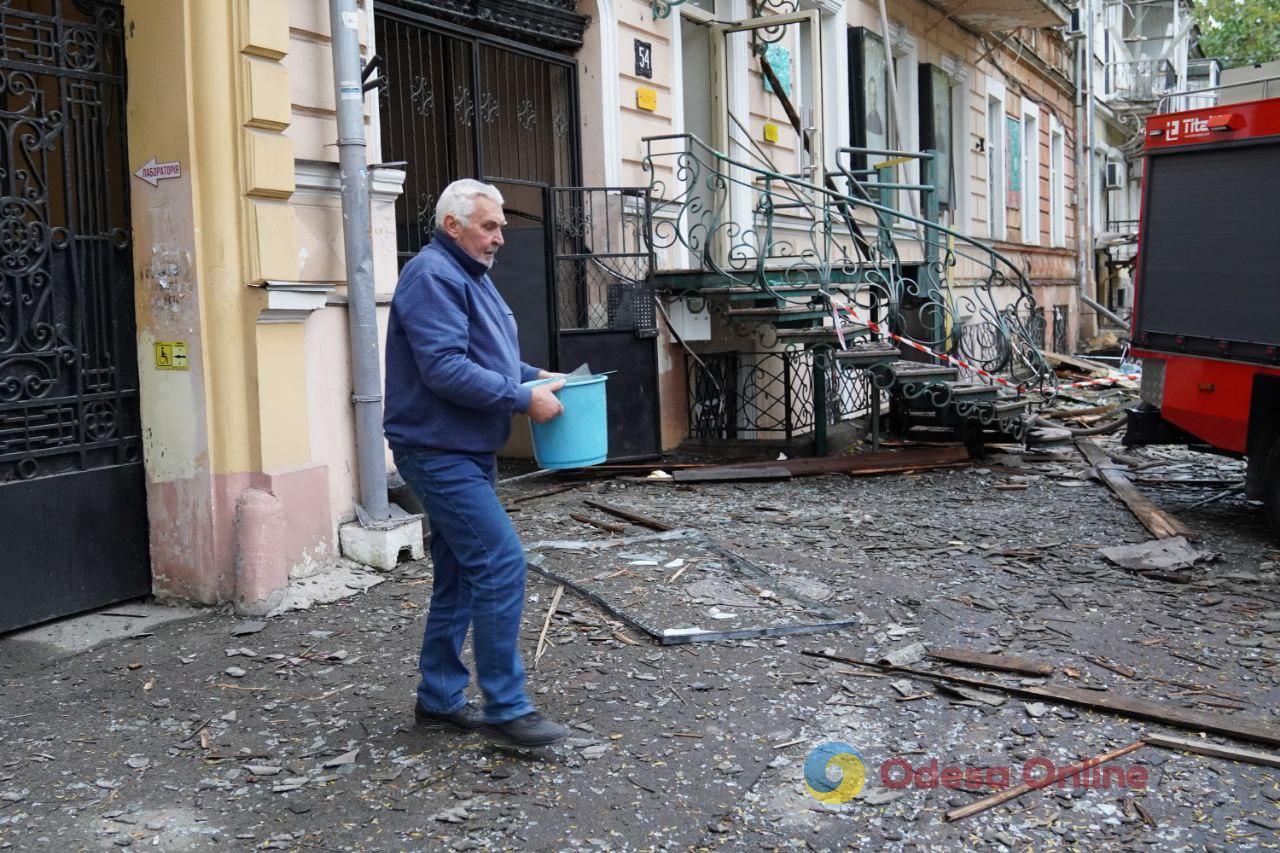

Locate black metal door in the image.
[0,0,149,633]
[485,179,554,371]
[551,188,660,461]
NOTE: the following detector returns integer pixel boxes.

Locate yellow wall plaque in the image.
[635,87,657,112]
[763,122,780,143]
[155,341,189,370]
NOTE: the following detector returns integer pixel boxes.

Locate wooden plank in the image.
[1076,439,1195,540]
[1143,733,1280,769]
[670,466,792,483]
[1043,350,1113,375]
[672,446,970,483]
[944,741,1146,822]
[928,647,1054,677]
[801,650,1280,748]
[504,483,582,506]
[581,500,674,531]
[569,513,627,534]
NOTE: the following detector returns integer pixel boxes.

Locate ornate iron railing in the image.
[549,187,655,334]
[641,132,1053,393]
[687,349,880,440]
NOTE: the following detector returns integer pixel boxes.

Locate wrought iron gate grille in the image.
[375,7,578,265]
[687,349,873,440]
[550,187,655,333]
[0,0,139,484]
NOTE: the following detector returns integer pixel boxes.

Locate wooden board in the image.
[928,647,1054,677]
[1043,350,1113,376]
[803,650,1280,749]
[1076,439,1195,540]
[669,466,792,483]
[1143,733,1280,769]
[581,500,675,531]
[672,446,970,483]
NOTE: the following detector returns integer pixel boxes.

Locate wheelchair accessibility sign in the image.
[154,341,189,370]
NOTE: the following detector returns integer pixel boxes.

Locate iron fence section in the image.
[0,0,141,483]
[375,8,578,266]
[687,349,875,440]
[550,187,655,333]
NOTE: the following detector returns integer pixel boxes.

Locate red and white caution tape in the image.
[830,303,1142,396]
[831,303,1028,393]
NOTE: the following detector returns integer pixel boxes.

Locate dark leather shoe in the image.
[481,711,568,747]
[414,701,483,731]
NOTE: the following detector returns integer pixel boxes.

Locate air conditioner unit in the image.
[1105,161,1125,190]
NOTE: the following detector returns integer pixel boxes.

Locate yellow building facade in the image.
[123,0,396,608]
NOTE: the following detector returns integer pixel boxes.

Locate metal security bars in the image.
[687,349,876,440]
[550,187,655,333]
[374,5,579,265]
[0,0,140,483]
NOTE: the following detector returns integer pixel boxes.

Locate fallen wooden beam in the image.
[928,647,1054,677]
[1076,439,1195,540]
[672,446,970,483]
[569,513,627,534]
[581,500,674,532]
[504,483,582,506]
[944,741,1146,822]
[1043,350,1114,376]
[669,466,791,483]
[1143,733,1280,769]
[802,649,1280,749]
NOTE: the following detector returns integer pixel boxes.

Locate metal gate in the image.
[374,5,661,460]
[374,5,579,265]
[550,187,660,460]
[0,0,149,632]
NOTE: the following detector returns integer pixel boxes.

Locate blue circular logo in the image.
[804,741,865,804]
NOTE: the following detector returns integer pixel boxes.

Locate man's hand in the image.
[528,379,565,423]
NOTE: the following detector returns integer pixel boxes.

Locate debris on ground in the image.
[1,432,1276,849]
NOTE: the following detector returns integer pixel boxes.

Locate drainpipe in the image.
[1075,0,1128,331]
[329,0,390,524]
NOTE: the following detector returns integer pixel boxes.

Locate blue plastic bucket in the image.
[524,374,609,469]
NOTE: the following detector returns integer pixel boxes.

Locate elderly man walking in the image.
[384,178,569,747]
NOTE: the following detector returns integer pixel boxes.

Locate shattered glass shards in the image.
[525,529,859,644]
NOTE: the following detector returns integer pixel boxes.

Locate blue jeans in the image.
[393,450,534,724]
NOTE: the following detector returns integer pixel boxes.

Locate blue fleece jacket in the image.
[383,230,540,455]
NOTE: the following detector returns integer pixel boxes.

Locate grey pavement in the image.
[1,436,1278,850]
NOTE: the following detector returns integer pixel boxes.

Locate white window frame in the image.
[1020,98,1040,245]
[1049,114,1065,248]
[940,55,970,235]
[889,25,919,224]
[985,75,1006,241]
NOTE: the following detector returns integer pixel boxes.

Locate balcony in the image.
[1104,58,1177,110]
[920,0,1070,31]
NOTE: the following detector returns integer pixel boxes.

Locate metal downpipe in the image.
[329,0,390,523]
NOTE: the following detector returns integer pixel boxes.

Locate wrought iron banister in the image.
[642,132,1053,394]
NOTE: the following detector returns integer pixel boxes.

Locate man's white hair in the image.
[434,179,504,230]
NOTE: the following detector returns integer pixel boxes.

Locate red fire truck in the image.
[1124,95,1280,532]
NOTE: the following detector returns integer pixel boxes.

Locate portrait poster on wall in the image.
[848,28,890,159]
[918,64,953,211]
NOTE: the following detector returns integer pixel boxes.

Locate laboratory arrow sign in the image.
[134,157,181,187]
